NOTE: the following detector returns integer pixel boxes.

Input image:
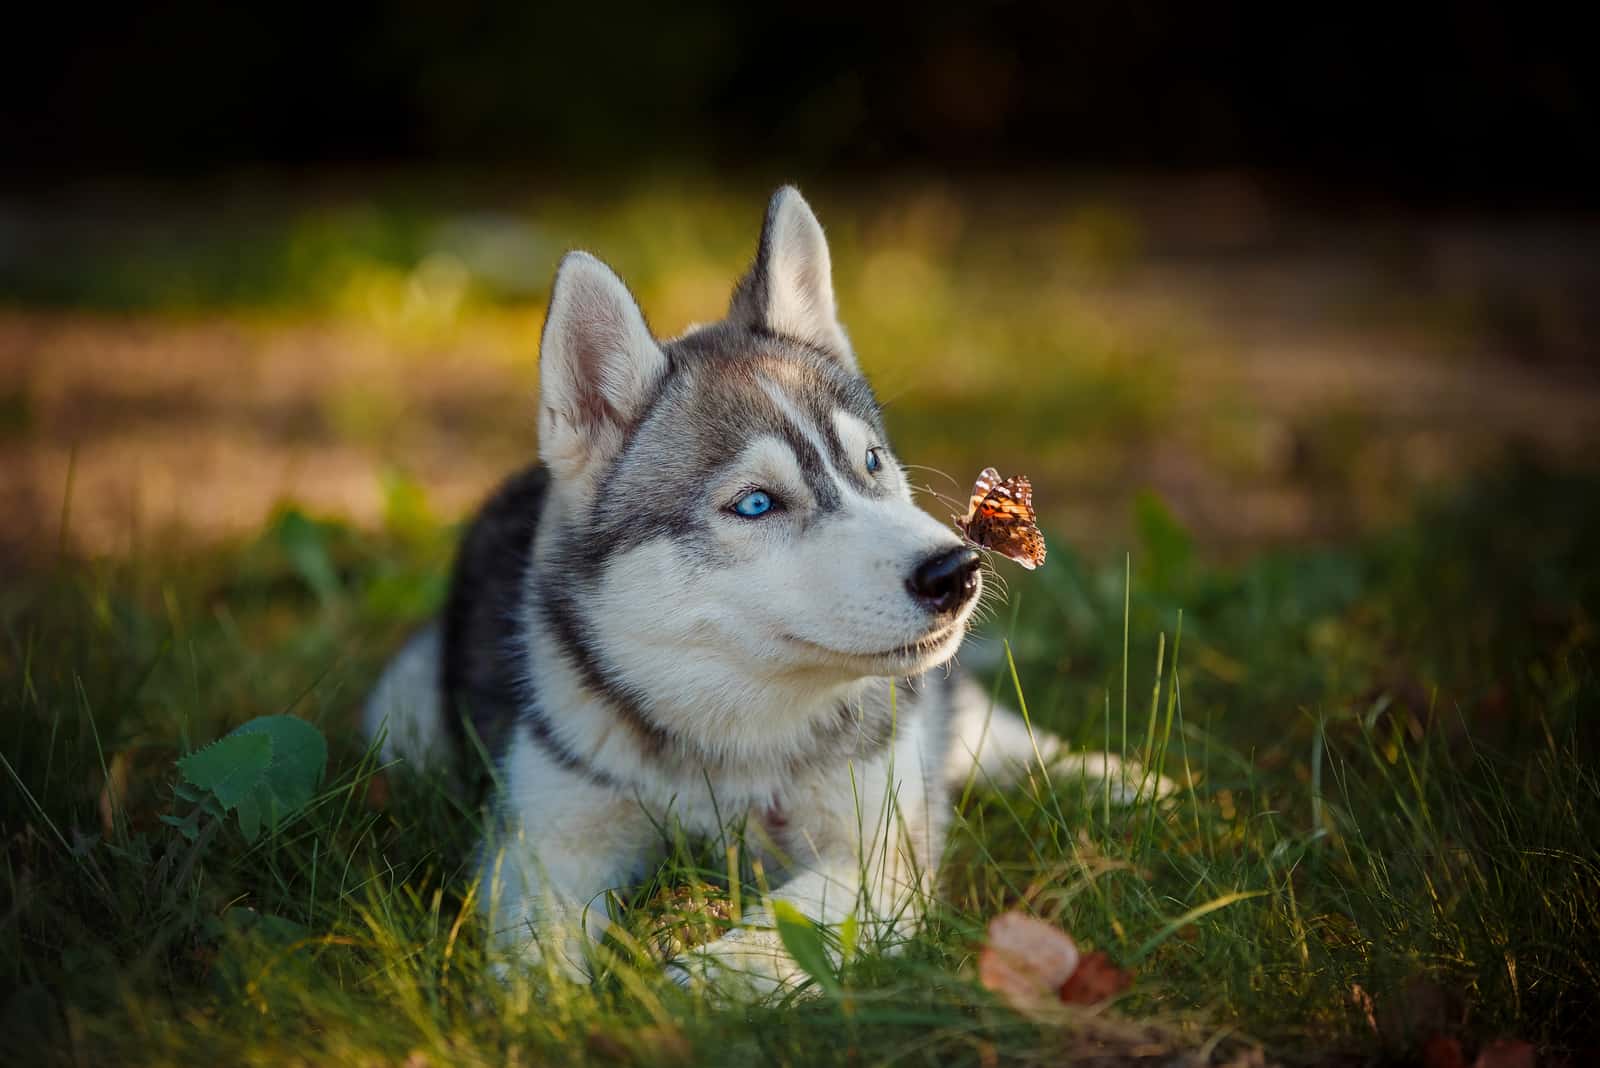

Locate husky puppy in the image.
[364,188,1143,990]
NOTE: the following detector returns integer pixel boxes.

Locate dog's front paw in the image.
[1052,750,1178,804]
[668,927,803,997]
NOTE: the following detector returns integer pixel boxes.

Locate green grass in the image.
[4,465,1596,1065]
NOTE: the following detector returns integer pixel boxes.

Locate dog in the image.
[363,187,1153,991]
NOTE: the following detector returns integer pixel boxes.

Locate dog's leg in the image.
[943,675,1175,801]
[675,718,946,993]
[480,734,664,980]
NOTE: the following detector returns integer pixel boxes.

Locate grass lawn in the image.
[4,464,1596,1065]
[3,179,1597,1065]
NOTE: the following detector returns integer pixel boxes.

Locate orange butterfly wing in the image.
[956,467,1003,527]
[956,470,1047,569]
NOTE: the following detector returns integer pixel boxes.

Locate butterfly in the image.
[953,467,1047,570]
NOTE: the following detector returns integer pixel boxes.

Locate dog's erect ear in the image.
[538,252,668,481]
[730,186,856,370]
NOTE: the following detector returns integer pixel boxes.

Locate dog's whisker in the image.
[901,463,961,490]
[973,588,1005,620]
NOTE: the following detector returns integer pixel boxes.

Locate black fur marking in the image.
[440,466,619,790]
[776,421,843,513]
[539,583,675,757]
[813,401,882,497]
[572,507,706,582]
[441,466,549,765]
[519,700,622,789]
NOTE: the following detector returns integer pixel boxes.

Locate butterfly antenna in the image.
[909,483,962,510]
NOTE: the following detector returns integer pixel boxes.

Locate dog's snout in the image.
[907,546,981,614]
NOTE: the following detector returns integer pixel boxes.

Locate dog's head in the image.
[535,188,980,735]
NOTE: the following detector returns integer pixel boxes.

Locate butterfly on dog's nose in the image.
[953,467,1047,570]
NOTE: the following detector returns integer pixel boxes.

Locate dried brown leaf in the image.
[1058,949,1133,1004]
[978,911,1080,1013]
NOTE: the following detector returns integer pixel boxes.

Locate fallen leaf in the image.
[1422,1034,1467,1068]
[1058,950,1133,1004]
[978,912,1080,1012]
[1474,1039,1536,1068]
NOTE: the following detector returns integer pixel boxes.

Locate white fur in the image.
[362,624,448,769]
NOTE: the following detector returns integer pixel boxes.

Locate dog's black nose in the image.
[907,547,981,614]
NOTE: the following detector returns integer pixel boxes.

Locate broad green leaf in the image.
[174,715,326,841]
[234,791,263,842]
[177,732,272,811]
[771,900,841,994]
[234,715,327,815]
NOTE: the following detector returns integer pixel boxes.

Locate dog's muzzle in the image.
[907,546,981,615]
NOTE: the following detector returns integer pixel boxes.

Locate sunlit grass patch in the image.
[3,469,1597,1064]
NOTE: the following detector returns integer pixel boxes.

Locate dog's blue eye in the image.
[733,490,773,517]
[866,448,882,474]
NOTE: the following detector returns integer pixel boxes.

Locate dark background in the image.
[7,2,1596,204]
